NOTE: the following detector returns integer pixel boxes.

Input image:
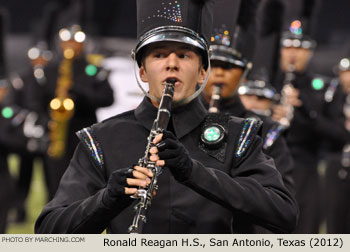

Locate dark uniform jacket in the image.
[200,95,295,193]
[35,96,298,234]
[321,80,350,233]
[321,80,350,153]
[276,72,350,162]
[274,71,350,233]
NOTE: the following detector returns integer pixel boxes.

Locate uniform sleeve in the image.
[183,135,298,233]
[264,135,295,194]
[299,86,350,146]
[35,143,117,234]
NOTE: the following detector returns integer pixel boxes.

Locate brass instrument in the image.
[47,48,75,159]
[208,84,222,113]
[128,78,175,234]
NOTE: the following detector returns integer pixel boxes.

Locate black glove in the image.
[157,131,193,182]
[102,167,135,210]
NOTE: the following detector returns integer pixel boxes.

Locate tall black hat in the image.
[280,0,318,49]
[210,0,259,69]
[34,2,61,50]
[56,0,93,42]
[0,7,8,79]
[27,2,61,62]
[133,0,215,70]
[242,0,285,100]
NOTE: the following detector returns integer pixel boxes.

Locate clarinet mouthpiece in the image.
[165,78,177,85]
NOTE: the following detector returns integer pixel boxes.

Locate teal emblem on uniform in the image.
[1,106,14,119]
[85,64,98,76]
[312,78,324,90]
[203,126,221,142]
[201,123,225,148]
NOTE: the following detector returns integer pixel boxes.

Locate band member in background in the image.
[272,0,348,233]
[35,0,297,234]
[200,0,295,232]
[9,2,60,223]
[24,1,114,201]
[0,6,17,233]
[322,56,350,233]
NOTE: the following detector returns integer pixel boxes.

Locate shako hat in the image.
[133,0,215,70]
[210,0,259,69]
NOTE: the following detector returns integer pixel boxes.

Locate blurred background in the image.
[2,0,350,76]
[1,0,350,234]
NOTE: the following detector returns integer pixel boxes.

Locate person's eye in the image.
[154,52,166,58]
[179,53,190,59]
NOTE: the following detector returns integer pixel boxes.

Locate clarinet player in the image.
[35,0,297,234]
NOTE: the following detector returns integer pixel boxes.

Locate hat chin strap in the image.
[225,62,253,100]
[132,56,211,107]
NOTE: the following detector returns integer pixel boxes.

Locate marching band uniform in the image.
[35,0,297,234]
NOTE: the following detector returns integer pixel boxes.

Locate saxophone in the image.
[47,47,75,159]
[208,84,222,113]
[128,78,175,234]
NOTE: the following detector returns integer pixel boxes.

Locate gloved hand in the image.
[156,131,193,182]
[102,167,134,210]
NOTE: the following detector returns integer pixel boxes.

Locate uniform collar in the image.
[135,96,208,139]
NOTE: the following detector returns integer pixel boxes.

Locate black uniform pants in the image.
[43,156,70,201]
[293,157,321,233]
[325,159,350,233]
[15,153,35,209]
[0,152,15,233]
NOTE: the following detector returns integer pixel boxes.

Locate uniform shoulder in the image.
[227,114,263,131]
[75,109,136,169]
[227,115,263,158]
[96,109,136,128]
[76,109,136,135]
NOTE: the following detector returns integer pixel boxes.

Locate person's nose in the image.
[213,67,225,77]
[166,52,179,71]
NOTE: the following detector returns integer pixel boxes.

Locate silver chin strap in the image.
[225,61,253,100]
[132,49,211,106]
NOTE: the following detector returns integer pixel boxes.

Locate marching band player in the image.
[35,0,297,234]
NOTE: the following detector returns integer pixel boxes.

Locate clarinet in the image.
[341,95,350,167]
[208,84,222,113]
[128,78,175,234]
[278,64,296,127]
[264,65,296,149]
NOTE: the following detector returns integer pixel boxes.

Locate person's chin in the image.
[172,95,184,102]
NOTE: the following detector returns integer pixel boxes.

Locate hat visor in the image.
[210,46,246,68]
[134,26,209,68]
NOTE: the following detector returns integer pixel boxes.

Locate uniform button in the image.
[309,110,317,118]
[338,168,348,180]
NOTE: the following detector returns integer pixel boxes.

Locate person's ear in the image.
[198,67,207,84]
[139,65,148,82]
